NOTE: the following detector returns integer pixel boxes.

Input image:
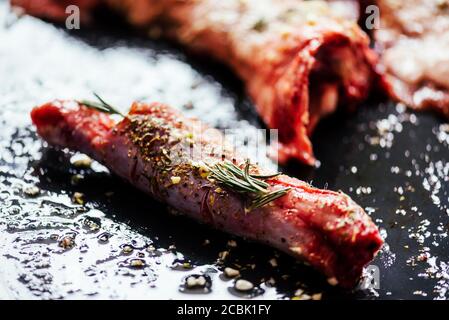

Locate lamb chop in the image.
[13,0,379,165]
[31,98,383,287]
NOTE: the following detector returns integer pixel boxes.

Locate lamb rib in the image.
[31,99,383,287]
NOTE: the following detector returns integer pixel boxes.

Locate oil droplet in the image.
[23,185,40,197]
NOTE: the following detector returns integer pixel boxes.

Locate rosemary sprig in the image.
[207,160,290,211]
[252,18,268,32]
[248,188,291,212]
[78,93,126,118]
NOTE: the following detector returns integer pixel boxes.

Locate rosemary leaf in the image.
[249,187,291,211]
[252,18,268,32]
[243,160,267,193]
[207,160,291,211]
[78,92,126,118]
[250,172,282,179]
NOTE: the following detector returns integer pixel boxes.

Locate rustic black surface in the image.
[0,3,448,299]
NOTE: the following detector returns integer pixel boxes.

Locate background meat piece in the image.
[375,0,449,117]
[11,0,379,165]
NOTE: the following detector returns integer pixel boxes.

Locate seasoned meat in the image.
[31,99,383,287]
[10,0,100,23]
[375,0,449,117]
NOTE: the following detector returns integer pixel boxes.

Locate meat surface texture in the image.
[12,0,379,165]
[375,0,449,118]
[31,100,383,287]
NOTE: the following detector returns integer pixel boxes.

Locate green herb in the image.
[207,160,290,211]
[249,188,291,211]
[252,18,268,32]
[78,93,126,118]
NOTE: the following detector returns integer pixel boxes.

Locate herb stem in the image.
[78,92,127,118]
[207,160,290,211]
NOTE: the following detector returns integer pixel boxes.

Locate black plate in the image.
[0,3,448,300]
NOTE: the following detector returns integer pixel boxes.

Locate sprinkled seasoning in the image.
[83,216,101,232]
[294,288,304,296]
[186,275,206,288]
[292,294,311,300]
[218,251,229,261]
[279,7,297,23]
[269,258,278,267]
[171,176,181,185]
[183,102,194,110]
[327,277,338,286]
[129,258,146,269]
[295,289,320,301]
[227,240,237,247]
[97,232,111,243]
[224,267,240,278]
[312,293,322,300]
[87,99,289,215]
[234,279,254,292]
[71,174,84,186]
[71,155,93,168]
[59,235,75,249]
[121,245,134,254]
[72,192,85,205]
[171,257,194,270]
[306,14,317,26]
[23,185,40,197]
[252,18,268,32]
[198,165,210,179]
[180,274,212,293]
